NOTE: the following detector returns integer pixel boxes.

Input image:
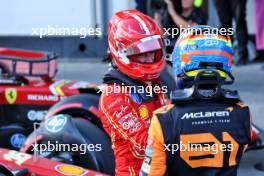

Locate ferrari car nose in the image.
[0,164,28,176]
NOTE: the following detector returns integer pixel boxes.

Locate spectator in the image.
[256,0,264,70]
[164,0,207,28]
[149,0,182,28]
[215,0,249,65]
[154,0,207,53]
[135,0,147,14]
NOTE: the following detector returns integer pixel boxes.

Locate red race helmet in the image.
[108,9,165,81]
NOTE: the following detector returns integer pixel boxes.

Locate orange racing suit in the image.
[140,99,251,176]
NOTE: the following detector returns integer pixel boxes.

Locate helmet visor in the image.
[128,50,162,64]
[120,35,164,56]
[121,35,164,64]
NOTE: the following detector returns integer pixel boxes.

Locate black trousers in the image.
[215,0,249,61]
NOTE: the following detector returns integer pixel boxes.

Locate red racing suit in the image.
[99,70,166,176]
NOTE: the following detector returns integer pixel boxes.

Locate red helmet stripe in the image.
[131,14,150,35]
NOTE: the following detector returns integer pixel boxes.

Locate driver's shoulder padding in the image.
[236,101,249,109]
[153,104,175,115]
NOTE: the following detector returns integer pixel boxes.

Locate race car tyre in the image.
[72,118,115,175]
[21,116,115,175]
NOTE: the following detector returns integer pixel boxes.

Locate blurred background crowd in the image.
[135,0,263,66]
[0,0,263,67]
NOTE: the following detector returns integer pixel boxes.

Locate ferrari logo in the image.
[5,88,17,104]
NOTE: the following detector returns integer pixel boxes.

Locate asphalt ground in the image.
[56,60,264,176]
